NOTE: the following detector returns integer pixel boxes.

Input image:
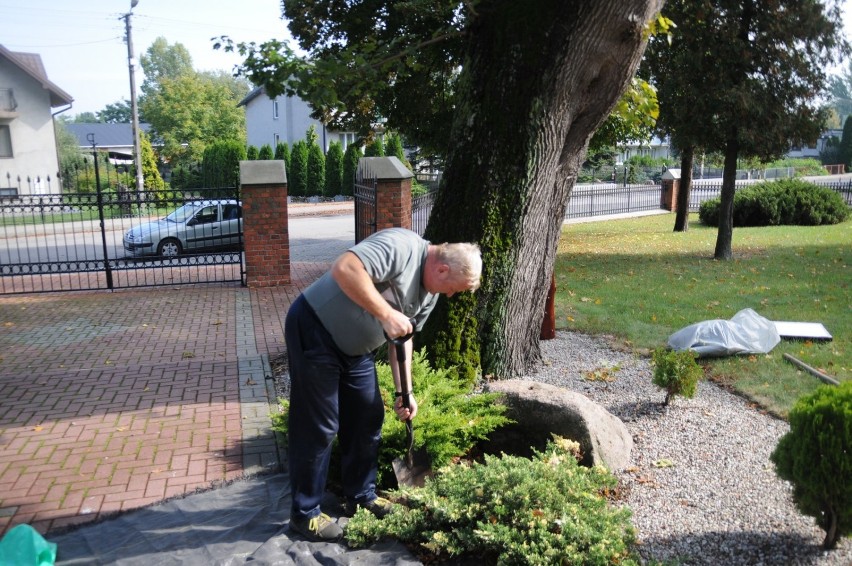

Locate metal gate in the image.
[354,169,377,243]
[0,186,245,294]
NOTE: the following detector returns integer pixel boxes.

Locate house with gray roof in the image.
[65,122,152,164]
[0,44,73,196]
[238,86,356,152]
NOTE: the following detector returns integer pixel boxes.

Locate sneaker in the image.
[289,512,343,542]
[344,496,394,519]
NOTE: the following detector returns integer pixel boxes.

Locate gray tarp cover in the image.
[48,474,421,566]
[667,308,781,357]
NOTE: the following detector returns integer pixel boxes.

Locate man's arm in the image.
[330,251,413,339]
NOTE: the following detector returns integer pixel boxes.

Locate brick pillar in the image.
[661,178,680,211]
[359,157,413,231]
[240,160,290,287]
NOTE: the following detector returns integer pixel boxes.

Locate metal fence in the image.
[685,179,852,211]
[565,183,664,219]
[1,186,244,294]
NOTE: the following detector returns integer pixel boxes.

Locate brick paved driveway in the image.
[0,263,329,536]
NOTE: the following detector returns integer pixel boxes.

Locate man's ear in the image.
[436,263,451,277]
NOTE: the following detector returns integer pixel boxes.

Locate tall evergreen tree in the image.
[364,137,385,157]
[275,142,291,173]
[342,143,363,197]
[289,140,309,197]
[324,141,344,196]
[258,144,274,160]
[840,115,852,170]
[385,132,410,169]
[246,145,259,160]
[307,140,326,196]
[139,131,165,192]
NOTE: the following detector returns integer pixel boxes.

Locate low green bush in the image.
[345,436,638,565]
[270,349,511,489]
[698,179,849,227]
[651,348,703,406]
[376,348,511,488]
[770,382,852,550]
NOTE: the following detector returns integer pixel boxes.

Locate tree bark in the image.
[714,133,740,260]
[673,145,694,232]
[422,0,663,379]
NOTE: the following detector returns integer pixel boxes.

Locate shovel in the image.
[387,331,432,488]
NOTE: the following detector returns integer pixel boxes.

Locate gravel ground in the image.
[531,331,850,566]
[273,331,851,565]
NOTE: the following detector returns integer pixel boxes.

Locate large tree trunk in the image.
[421,0,663,380]
[673,145,694,232]
[714,132,740,260]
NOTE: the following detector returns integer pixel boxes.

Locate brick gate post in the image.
[359,157,414,231]
[240,160,290,287]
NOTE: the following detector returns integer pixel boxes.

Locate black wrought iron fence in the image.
[1,186,243,294]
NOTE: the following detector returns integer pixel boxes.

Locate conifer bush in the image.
[346,436,638,565]
[698,179,849,227]
[270,349,510,489]
[651,347,703,406]
[770,382,852,550]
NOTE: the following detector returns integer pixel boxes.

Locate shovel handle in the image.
[385,318,417,409]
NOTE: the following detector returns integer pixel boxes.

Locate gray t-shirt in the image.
[303,228,438,355]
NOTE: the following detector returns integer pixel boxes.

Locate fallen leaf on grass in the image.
[653,459,675,468]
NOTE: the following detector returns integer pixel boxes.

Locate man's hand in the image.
[381,311,414,340]
[394,393,418,421]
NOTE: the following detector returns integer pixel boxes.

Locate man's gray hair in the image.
[435,242,482,291]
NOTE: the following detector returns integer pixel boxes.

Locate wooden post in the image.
[540,273,556,340]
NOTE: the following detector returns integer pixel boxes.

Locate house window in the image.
[340,132,355,150]
[273,100,279,120]
[0,125,12,158]
[274,133,280,146]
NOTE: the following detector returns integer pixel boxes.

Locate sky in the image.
[0,0,294,116]
[2,1,852,118]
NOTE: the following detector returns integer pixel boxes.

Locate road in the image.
[0,212,356,271]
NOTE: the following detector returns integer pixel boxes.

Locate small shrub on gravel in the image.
[770,382,852,550]
[698,179,849,227]
[651,348,703,406]
[345,436,638,565]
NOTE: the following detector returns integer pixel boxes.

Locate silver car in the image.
[123,200,243,258]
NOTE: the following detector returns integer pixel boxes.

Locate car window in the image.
[193,205,219,225]
[223,204,241,220]
[166,203,201,223]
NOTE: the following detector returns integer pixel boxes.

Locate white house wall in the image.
[0,62,61,192]
[244,92,354,151]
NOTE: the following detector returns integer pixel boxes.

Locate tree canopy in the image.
[644,0,848,256]
[138,38,249,165]
[228,1,663,379]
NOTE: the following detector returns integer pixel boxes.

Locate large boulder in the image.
[483,380,633,471]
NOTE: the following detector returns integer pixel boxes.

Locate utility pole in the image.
[123,0,144,196]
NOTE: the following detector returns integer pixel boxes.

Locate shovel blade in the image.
[392,449,432,487]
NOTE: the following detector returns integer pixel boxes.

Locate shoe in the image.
[344,496,394,519]
[289,512,343,542]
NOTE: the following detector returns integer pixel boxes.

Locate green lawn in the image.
[554,213,850,417]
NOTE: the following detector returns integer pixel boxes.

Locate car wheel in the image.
[157,238,182,257]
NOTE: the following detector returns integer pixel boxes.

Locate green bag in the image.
[0,524,57,566]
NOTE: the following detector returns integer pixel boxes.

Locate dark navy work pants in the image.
[284,294,384,521]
